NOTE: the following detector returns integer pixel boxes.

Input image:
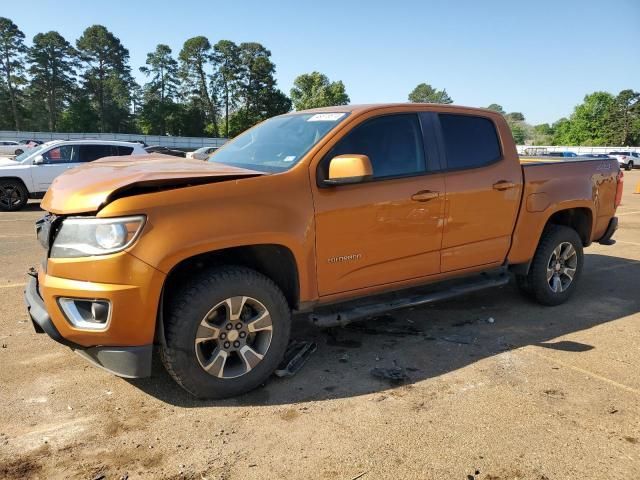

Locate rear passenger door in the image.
[313,113,446,296]
[78,144,117,163]
[436,113,523,272]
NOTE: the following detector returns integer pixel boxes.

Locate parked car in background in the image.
[608,151,640,171]
[0,140,26,156]
[20,139,43,148]
[0,140,147,211]
[543,151,578,158]
[145,145,186,157]
[581,154,612,159]
[186,146,219,160]
[522,147,548,155]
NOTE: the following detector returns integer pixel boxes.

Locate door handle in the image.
[411,190,440,202]
[492,180,517,191]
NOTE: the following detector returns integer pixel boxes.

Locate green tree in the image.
[532,123,554,144]
[76,25,133,132]
[139,44,179,134]
[290,71,349,110]
[552,92,616,145]
[505,112,525,122]
[0,17,27,130]
[608,89,640,146]
[230,42,291,136]
[179,36,219,137]
[408,83,453,104]
[28,31,78,131]
[486,103,505,114]
[213,40,241,137]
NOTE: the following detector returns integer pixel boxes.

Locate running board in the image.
[309,274,510,328]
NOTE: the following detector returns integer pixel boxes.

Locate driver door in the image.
[31,144,80,192]
[312,113,445,296]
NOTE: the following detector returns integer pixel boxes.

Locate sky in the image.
[4,0,639,125]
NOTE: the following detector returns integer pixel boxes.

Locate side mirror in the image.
[33,155,44,165]
[324,154,373,186]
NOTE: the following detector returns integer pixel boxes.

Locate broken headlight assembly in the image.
[50,216,146,258]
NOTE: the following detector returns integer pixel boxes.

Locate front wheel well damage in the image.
[160,244,300,324]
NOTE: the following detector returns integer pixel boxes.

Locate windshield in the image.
[14,144,48,162]
[209,112,349,173]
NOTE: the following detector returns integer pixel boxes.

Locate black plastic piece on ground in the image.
[274,340,317,378]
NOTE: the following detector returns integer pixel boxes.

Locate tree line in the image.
[1,16,637,144]
[407,83,640,146]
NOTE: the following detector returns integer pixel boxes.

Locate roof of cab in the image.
[295,103,499,116]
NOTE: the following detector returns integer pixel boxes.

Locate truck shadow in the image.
[128,253,640,407]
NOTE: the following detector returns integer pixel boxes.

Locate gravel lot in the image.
[1,171,639,480]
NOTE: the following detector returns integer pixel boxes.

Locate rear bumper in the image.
[24,275,152,378]
[598,217,618,245]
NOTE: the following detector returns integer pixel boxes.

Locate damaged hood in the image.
[41,154,267,214]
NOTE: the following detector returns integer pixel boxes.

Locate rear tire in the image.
[161,266,291,399]
[0,179,28,211]
[626,161,634,171]
[519,225,584,306]
[14,149,23,156]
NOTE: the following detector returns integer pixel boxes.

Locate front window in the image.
[15,144,47,162]
[209,112,349,173]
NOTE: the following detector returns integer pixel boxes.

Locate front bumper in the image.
[25,275,153,378]
[24,251,165,377]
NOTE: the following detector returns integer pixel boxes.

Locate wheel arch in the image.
[509,205,593,275]
[160,243,301,311]
[544,206,593,246]
[0,176,29,191]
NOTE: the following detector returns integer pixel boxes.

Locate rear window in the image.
[116,146,134,156]
[79,145,115,162]
[439,114,501,170]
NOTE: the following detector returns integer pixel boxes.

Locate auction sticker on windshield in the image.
[307,113,346,122]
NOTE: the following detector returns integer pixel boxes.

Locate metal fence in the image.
[0,131,227,150]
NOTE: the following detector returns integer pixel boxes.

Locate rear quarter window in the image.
[439,114,501,170]
[116,146,134,155]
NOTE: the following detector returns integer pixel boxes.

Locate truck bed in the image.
[506,156,620,266]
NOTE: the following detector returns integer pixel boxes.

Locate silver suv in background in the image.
[608,151,640,171]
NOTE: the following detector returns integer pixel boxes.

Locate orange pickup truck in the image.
[24,104,623,398]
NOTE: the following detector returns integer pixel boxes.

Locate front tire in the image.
[626,161,634,171]
[0,179,28,211]
[162,266,291,399]
[517,225,583,306]
[14,148,23,156]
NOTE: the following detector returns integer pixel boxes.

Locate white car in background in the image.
[186,146,218,160]
[0,140,147,211]
[0,140,28,156]
[608,151,640,171]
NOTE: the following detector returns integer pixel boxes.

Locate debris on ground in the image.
[487,317,495,324]
[324,327,362,348]
[347,315,424,337]
[274,341,317,378]
[338,353,350,363]
[370,364,410,384]
[440,334,475,345]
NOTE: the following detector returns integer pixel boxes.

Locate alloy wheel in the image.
[194,296,273,379]
[0,185,21,209]
[546,241,578,293]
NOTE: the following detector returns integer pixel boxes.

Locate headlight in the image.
[50,216,146,258]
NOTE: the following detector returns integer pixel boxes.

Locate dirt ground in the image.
[1,171,639,480]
